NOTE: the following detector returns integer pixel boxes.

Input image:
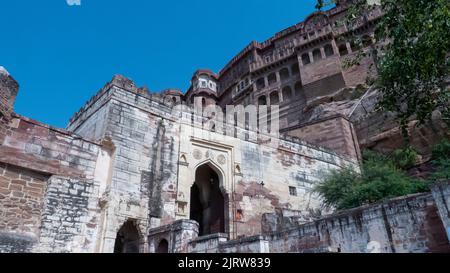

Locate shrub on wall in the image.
[430,138,450,181]
[390,147,419,170]
[314,150,429,210]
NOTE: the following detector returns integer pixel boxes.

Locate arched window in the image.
[202,98,206,108]
[157,239,169,253]
[282,86,292,101]
[324,44,334,57]
[258,95,267,106]
[313,48,322,62]
[279,68,290,82]
[339,44,348,56]
[291,63,300,75]
[270,91,280,105]
[172,97,177,105]
[256,78,265,89]
[302,53,311,65]
[268,73,277,85]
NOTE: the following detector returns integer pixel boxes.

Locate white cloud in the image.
[66,0,81,6]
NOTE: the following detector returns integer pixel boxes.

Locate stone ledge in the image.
[148,219,199,236]
[219,235,268,248]
[190,233,229,244]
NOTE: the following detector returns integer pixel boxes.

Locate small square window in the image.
[289,186,297,196]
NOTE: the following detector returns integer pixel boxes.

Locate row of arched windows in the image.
[255,63,300,90]
[301,44,335,65]
[257,81,306,106]
[338,35,373,56]
[301,35,374,65]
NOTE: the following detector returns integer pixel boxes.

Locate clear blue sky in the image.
[1,0,318,128]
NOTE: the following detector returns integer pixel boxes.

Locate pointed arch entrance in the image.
[156,239,169,253]
[113,220,141,253]
[190,163,225,236]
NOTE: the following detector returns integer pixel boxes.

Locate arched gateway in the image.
[113,220,141,253]
[190,164,225,236]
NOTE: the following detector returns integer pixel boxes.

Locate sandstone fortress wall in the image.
[1,0,449,253]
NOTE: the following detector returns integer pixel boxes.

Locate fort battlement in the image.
[67,73,358,168]
[67,75,176,131]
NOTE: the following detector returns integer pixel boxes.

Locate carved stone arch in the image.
[190,160,227,236]
[193,159,226,193]
[113,219,144,253]
[156,238,169,253]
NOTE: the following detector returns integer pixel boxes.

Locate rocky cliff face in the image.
[350,89,449,162]
[300,84,449,162]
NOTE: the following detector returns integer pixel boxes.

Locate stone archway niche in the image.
[189,163,225,236]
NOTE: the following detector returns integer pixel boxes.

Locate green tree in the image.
[318,0,450,139]
[314,150,429,210]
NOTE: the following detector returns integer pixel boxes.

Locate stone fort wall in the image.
[151,183,450,253]
[0,0,449,253]
[0,67,360,252]
[65,75,358,252]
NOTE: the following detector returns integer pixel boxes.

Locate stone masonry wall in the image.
[182,187,450,254]
[0,163,49,253]
[287,116,361,160]
[0,103,106,252]
[66,76,358,247]
[148,220,199,253]
[0,115,101,179]
[176,114,358,239]
[36,176,100,253]
[264,192,450,253]
[432,183,450,243]
[67,79,180,252]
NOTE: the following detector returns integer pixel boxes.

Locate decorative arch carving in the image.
[193,160,226,193]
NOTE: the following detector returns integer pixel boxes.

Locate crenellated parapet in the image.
[67,75,180,131]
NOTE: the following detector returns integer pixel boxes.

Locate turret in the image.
[162,88,184,105]
[186,69,219,109]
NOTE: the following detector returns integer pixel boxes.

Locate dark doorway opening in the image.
[114,220,140,253]
[190,164,225,236]
[156,239,169,253]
